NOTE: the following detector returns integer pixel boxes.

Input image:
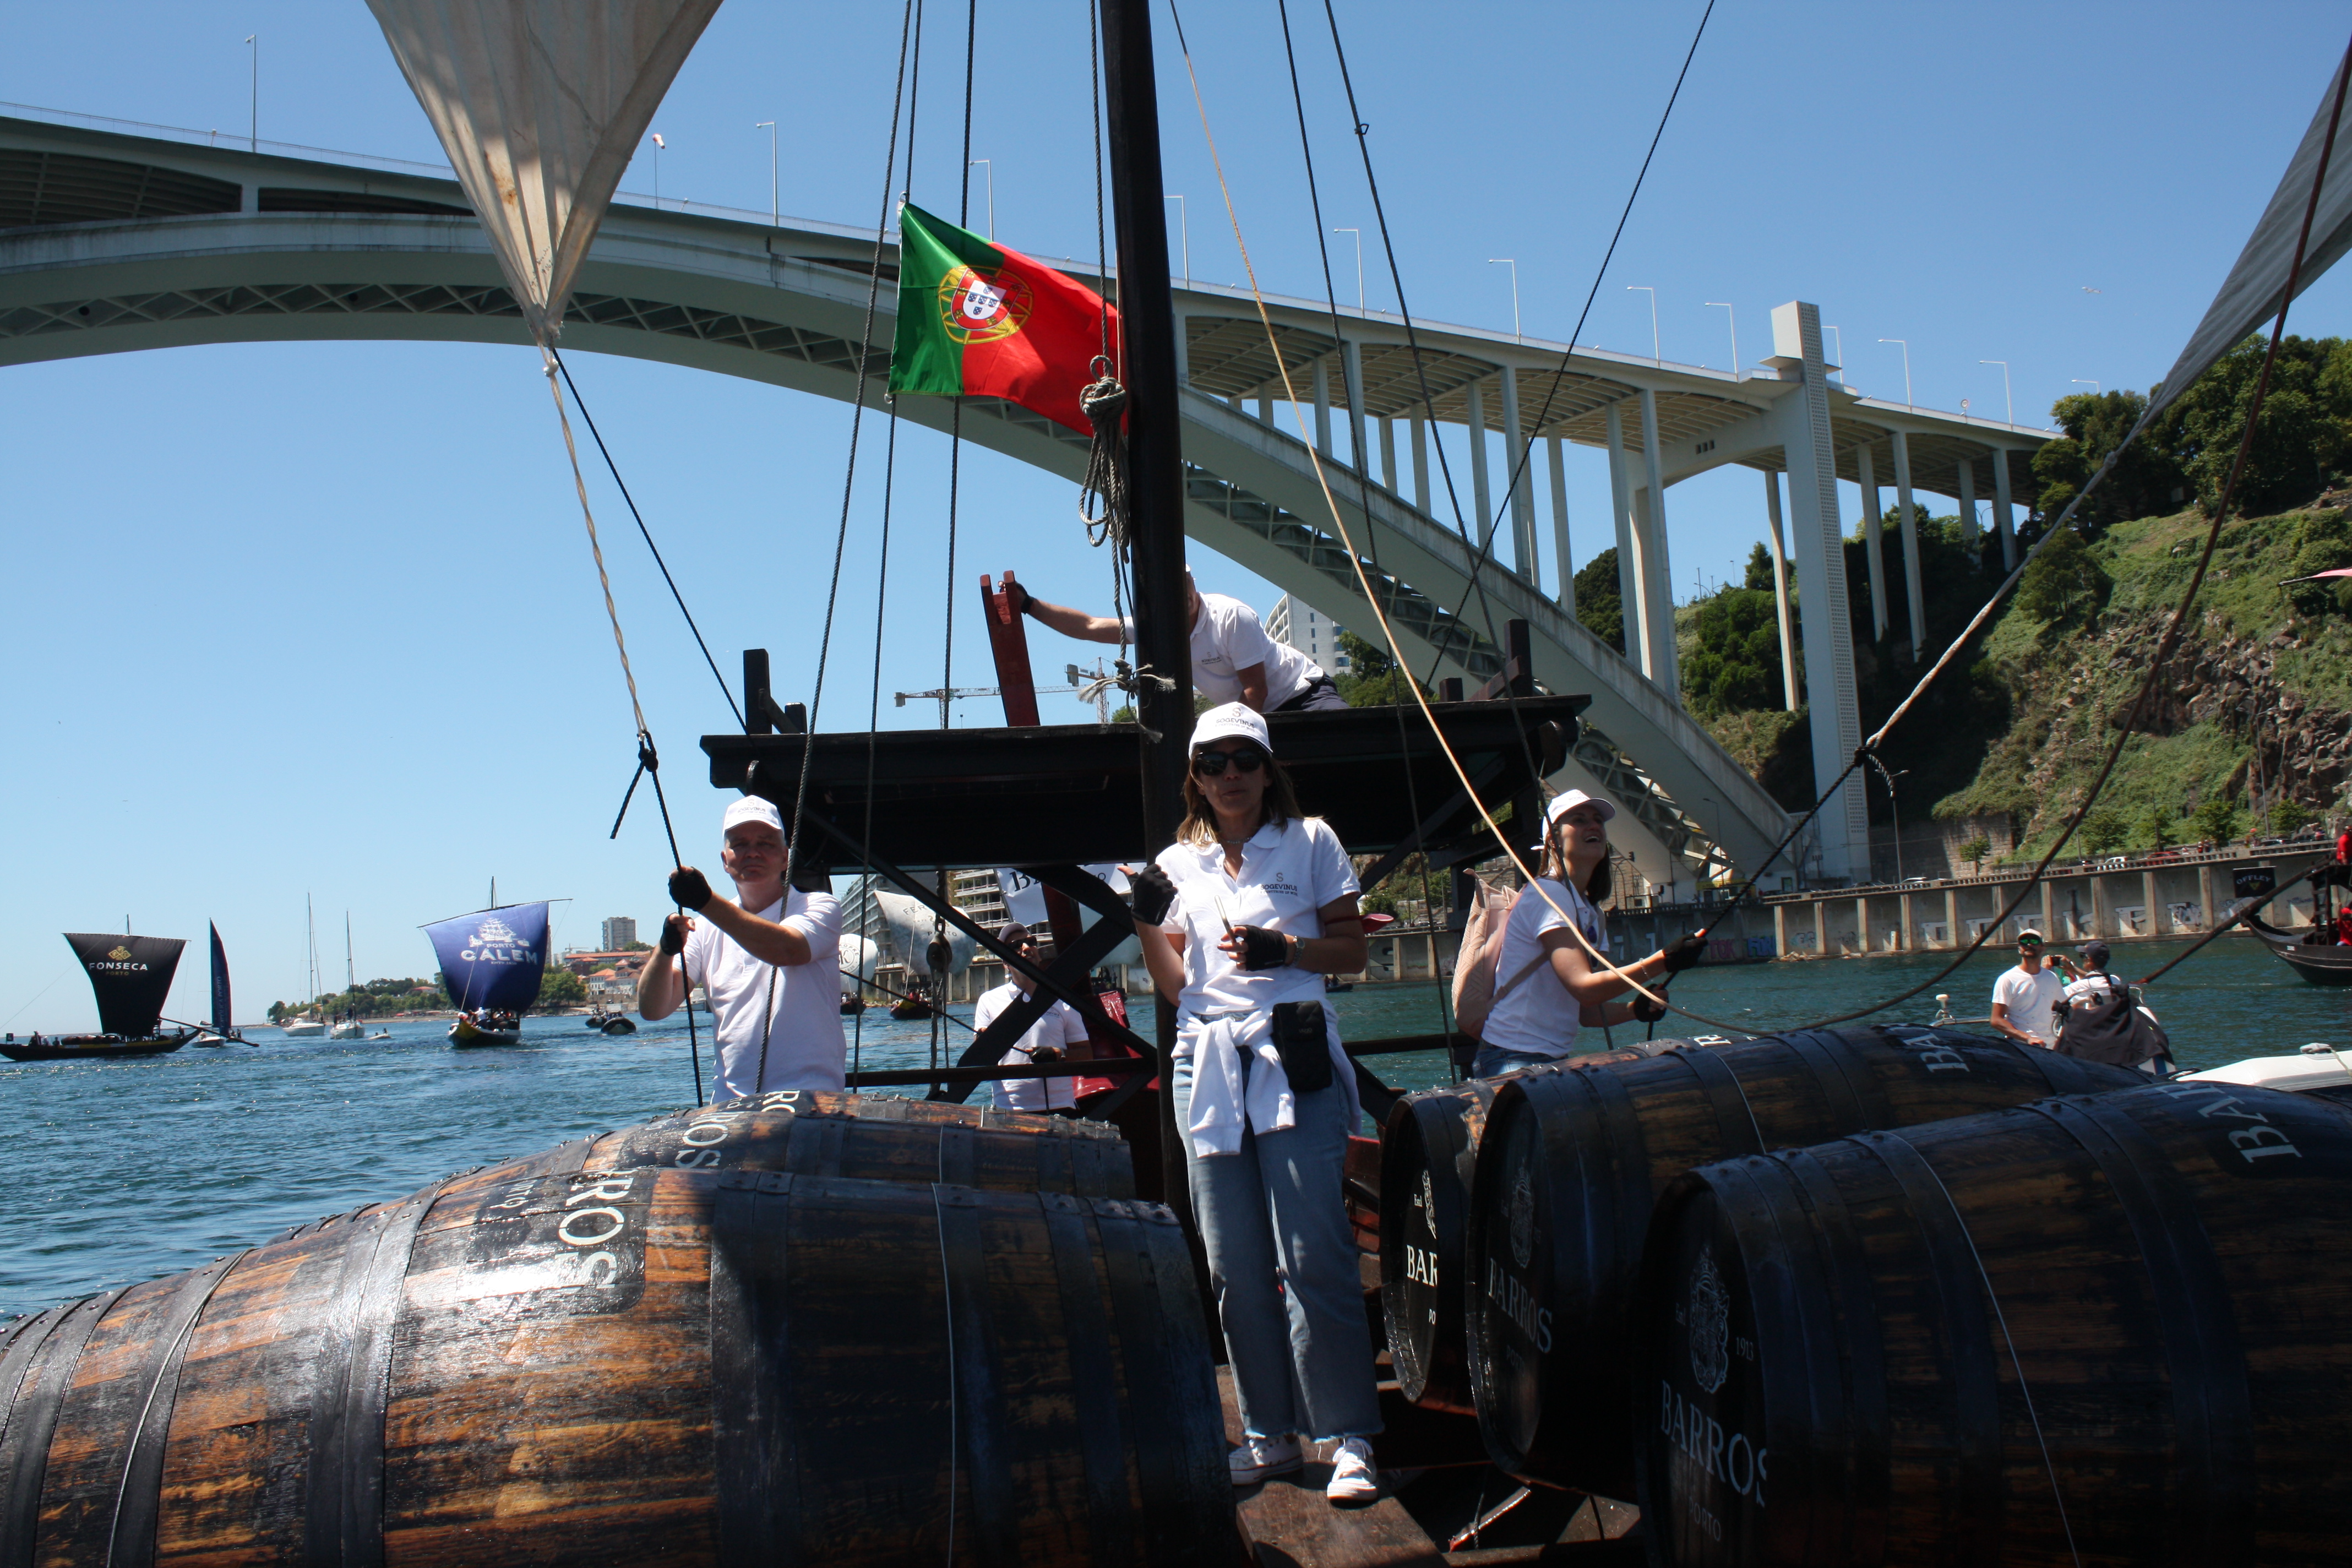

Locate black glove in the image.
[1660,934,1708,973]
[1231,924,1292,971]
[659,913,692,955]
[1005,579,1033,616]
[669,865,715,912]
[1129,864,1178,927]
[1632,993,1668,1023]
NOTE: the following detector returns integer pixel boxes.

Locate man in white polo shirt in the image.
[1014,570,1348,712]
[637,796,846,1097]
[973,922,1091,1113]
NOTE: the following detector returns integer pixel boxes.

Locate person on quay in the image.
[2055,940,2176,1076]
[1471,790,1704,1079]
[1012,569,1348,712]
[1989,929,2065,1049]
[638,796,846,1098]
[1126,703,1381,1504]
[974,922,1088,1114]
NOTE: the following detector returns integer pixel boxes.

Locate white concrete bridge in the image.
[0,108,2052,885]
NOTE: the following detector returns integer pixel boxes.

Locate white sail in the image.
[364,0,722,345]
[870,891,977,976]
[838,932,879,995]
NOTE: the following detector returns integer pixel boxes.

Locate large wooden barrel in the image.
[1379,1046,1651,1412]
[0,1167,1235,1566]
[1466,1026,2145,1496]
[1637,1081,2352,1567]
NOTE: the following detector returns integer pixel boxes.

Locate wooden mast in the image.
[1098,0,1199,1237]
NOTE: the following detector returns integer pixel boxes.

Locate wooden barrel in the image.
[1636,1081,2352,1567]
[1379,1046,1651,1412]
[1466,1026,2146,1497]
[0,1167,1235,1566]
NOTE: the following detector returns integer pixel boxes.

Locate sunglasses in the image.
[1192,748,1267,777]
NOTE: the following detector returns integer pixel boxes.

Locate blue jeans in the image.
[1471,1044,1561,1079]
[1172,1054,1383,1444]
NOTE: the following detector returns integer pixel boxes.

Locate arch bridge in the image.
[0,110,2051,886]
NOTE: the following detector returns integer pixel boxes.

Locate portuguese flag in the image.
[889,203,1118,435]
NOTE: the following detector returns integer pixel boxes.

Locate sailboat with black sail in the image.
[2,932,193,1061]
[426,901,552,1047]
[188,922,250,1047]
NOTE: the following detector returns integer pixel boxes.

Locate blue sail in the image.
[425,902,550,1013]
[209,923,232,1031]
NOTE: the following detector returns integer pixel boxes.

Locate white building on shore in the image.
[1265,595,1351,676]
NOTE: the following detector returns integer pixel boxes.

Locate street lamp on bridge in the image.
[1626,285,1658,364]
[968,160,993,240]
[1490,259,1520,341]
[1705,302,1738,377]
[1979,360,2013,426]
[755,123,777,225]
[1164,194,1187,285]
[1879,338,1912,409]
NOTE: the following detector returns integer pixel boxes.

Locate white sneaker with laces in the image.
[1228,1435,1303,1486]
[1325,1436,1379,1504]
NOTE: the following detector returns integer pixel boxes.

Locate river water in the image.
[6,934,2345,1319]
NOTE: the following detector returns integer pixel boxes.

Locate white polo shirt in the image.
[1125,592,1324,709]
[1155,815,1358,1016]
[681,890,846,1098]
[975,981,1091,1112]
[1991,963,2065,1047]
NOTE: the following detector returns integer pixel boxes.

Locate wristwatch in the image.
[1286,933,1303,967]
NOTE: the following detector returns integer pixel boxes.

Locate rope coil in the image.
[1078,362,1131,551]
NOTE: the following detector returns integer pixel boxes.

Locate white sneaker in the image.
[1228,1435,1303,1486]
[1325,1436,1379,1504]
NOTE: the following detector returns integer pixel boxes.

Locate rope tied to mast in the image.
[1077,658,1175,739]
[1077,360,1131,551]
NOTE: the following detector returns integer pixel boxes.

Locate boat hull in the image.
[1,1032,189,1062]
[2242,911,2352,984]
[447,1017,522,1048]
[598,1017,636,1036]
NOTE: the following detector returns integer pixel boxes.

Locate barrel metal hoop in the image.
[932,1185,1017,1568]
[1034,1195,1133,1566]
[936,1125,978,1190]
[1672,1042,1768,1156]
[301,1178,447,1568]
[1847,1133,2009,1568]
[2023,1097,2255,1556]
[103,1249,250,1568]
[1782,1030,1896,1136]
[0,1287,130,1568]
[710,1180,801,1566]
[543,1137,595,1175]
[1774,1149,1894,1566]
[0,1305,73,1454]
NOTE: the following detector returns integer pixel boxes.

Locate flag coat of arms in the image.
[889,203,1118,435]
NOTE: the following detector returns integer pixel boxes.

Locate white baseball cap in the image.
[1189,702,1272,756]
[1533,788,1615,848]
[722,796,786,837]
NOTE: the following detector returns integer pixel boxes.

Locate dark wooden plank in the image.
[1219,1369,1444,1568]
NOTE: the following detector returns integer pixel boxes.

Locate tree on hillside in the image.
[2015,525,2112,626]
[1335,629,1423,706]
[2192,792,2245,846]
[2032,390,2187,530]
[2080,809,2127,855]
[1958,834,1992,873]
[2271,798,2316,835]
[2138,804,2178,850]
[1744,542,1778,592]
[537,967,588,1008]
[2169,335,2346,515]
[1573,549,1624,652]
[1681,586,1786,715]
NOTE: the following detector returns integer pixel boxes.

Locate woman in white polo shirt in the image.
[1128,703,1382,1504]
[1471,790,1705,1077]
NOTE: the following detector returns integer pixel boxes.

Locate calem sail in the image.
[425,902,551,1048]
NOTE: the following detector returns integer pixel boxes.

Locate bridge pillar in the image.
[1256,392,1274,426]
[1605,401,1644,669]
[1341,339,1368,476]
[1313,355,1333,456]
[1989,445,2016,571]
[1500,365,1536,581]
[1379,417,1397,494]
[1770,300,1868,881]
[1957,455,1978,551]
[1890,428,1926,655]
[1466,376,1492,548]
[1763,470,1799,711]
[1410,414,1430,512]
[1856,440,1888,640]
[1548,435,1574,612]
[1173,312,1190,388]
[1637,388,1678,694]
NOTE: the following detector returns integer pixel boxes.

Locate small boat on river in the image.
[1,932,194,1061]
[2242,905,2352,986]
[426,901,552,1048]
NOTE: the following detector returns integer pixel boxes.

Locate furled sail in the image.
[63,933,186,1039]
[2144,50,2352,426]
[425,902,552,1013]
[363,0,723,345]
[209,922,232,1032]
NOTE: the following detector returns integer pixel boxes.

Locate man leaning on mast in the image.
[638,797,846,1098]
[1010,568,1349,713]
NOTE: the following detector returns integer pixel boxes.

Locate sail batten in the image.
[425,902,552,1013]
[364,0,723,345]
[64,933,186,1039]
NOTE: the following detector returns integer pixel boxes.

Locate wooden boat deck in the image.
[1218,1368,1645,1567]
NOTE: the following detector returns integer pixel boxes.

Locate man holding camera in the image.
[973,922,1090,1113]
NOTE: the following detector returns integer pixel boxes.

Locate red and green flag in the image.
[889,202,1118,435]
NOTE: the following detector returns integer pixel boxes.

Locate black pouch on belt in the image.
[1268,1000,1332,1093]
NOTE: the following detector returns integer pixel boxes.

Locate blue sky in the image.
[7,1,2352,1028]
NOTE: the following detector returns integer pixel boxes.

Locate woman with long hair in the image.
[1470,790,1705,1077]
[1126,704,1383,1505]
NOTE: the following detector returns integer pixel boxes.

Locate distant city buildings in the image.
[600,915,639,950]
[1266,595,1351,674]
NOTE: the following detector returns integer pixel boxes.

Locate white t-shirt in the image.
[1991,964,2066,1046]
[1125,592,1324,709]
[1478,879,1608,1059]
[974,981,1090,1112]
[1155,816,1359,1017]
[681,890,846,1098]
